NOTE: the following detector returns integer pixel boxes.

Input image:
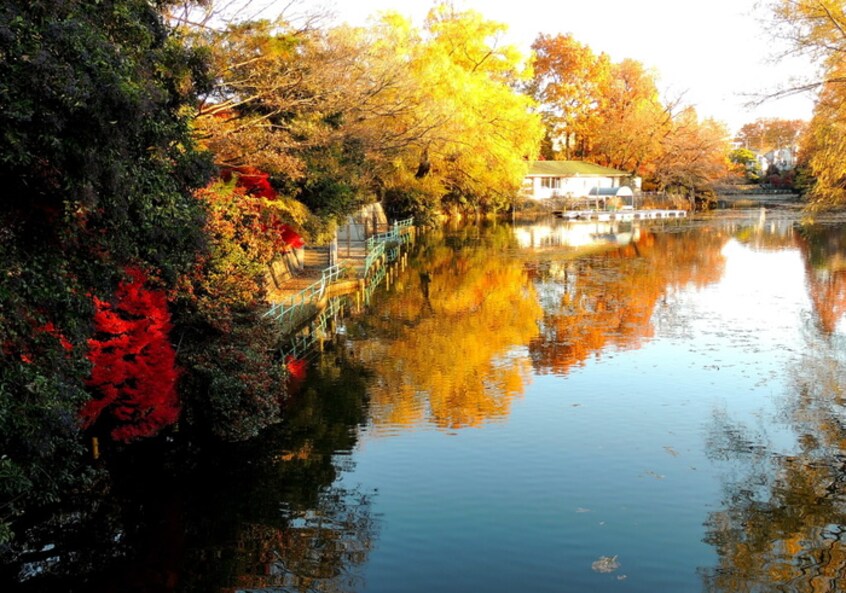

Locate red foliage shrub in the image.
[39,322,74,352]
[219,167,305,250]
[224,165,276,200]
[81,267,181,442]
[280,224,305,249]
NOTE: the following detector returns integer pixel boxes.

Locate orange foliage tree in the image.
[530,33,611,159]
[530,33,730,194]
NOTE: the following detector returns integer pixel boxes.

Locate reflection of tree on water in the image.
[796,223,846,335]
[703,321,846,592]
[351,225,542,430]
[528,229,729,376]
[3,354,377,593]
[206,355,377,593]
[418,269,433,313]
[726,210,798,251]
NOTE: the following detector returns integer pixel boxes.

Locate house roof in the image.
[527,160,629,177]
[589,186,634,197]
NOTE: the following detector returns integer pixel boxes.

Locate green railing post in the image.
[267,217,414,338]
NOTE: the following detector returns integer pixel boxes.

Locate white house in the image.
[763,147,798,171]
[522,161,634,200]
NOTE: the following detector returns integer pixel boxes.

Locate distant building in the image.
[522,161,635,200]
[763,147,797,171]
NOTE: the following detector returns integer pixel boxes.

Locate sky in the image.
[320,0,818,134]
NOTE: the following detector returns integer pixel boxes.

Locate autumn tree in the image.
[189,18,326,178]
[172,175,308,441]
[735,118,805,152]
[184,3,542,222]
[651,109,730,198]
[530,33,611,159]
[799,82,846,206]
[312,6,544,218]
[765,1,846,206]
[529,32,730,195]
[590,59,671,175]
[0,0,212,546]
[404,5,543,214]
[767,0,846,91]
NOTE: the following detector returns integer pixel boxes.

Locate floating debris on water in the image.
[663,446,679,457]
[591,555,620,573]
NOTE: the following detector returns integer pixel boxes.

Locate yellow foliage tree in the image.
[186,3,543,219]
[367,5,544,216]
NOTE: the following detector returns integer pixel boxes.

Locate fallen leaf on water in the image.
[591,555,620,573]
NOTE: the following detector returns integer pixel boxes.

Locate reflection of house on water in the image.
[513,220,641,250]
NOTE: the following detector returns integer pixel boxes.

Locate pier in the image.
[553,209,687,221]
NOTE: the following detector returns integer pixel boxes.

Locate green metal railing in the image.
[281,296,347,361]
[267,217,413,342]
[364,265,387,306]
[364,241,385,274]
[364,218,413,276]
[264,264,344,328]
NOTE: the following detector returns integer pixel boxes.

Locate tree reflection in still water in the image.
[704,319,846,592]
[529,228,729,376]
[195,355,378,593]
[5,354,377,593]
[797,223,846,335]
[352,225,543,430]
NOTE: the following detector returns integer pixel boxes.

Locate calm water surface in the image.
[317,212,846,593]
[12,211,846,593]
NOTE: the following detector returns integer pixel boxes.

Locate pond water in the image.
[316,211,846,593]
[11,211,846,593]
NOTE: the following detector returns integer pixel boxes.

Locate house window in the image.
[541,177,561,189]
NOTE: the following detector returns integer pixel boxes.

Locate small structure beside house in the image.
[588,186,635,209]
[522,160,635,201]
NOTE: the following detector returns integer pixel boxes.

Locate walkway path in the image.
[265,218,415,335]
